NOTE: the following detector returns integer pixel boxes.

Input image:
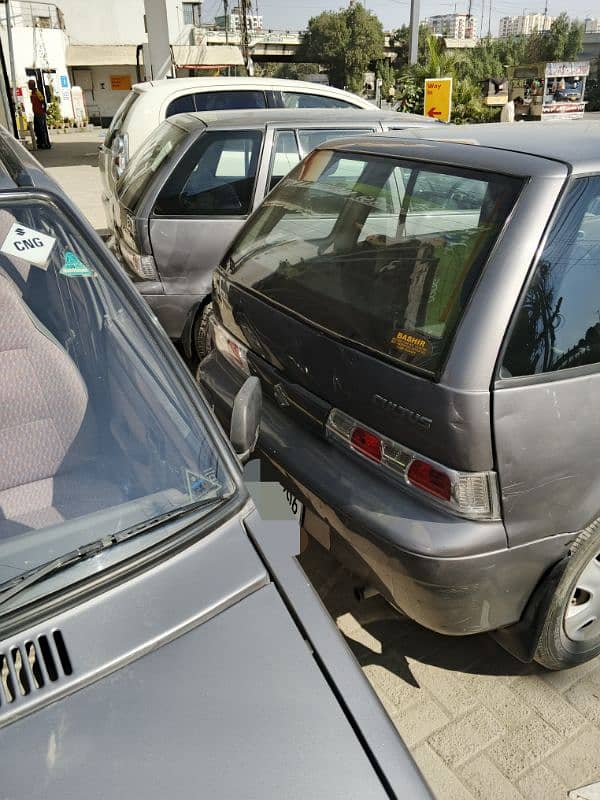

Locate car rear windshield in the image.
[117,120,188,212]
[226,149,522,376]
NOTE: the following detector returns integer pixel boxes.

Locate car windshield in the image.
[0,196,235,593]
[227,149,522,375]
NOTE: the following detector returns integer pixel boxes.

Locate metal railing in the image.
[0,1,65,30]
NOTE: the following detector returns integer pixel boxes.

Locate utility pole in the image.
[408,0,420,65]
[487,0,492,37]
[143,0,172,80]
[4,1,17,106]
[240,0,252,75]
[223,0,230,76]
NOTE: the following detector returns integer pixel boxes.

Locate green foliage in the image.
[525,13,584,62]
[394,72,423,113]
[300,2,384,90]
[376,59,396,99]
[46,96,62,127]
[254,62,321,80]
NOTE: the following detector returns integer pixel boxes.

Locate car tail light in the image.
[407,459,451,501]
[213,320,249,375]
[111,133,129,179]
[351,427,382,462]
[120,244,159,280]
[326,408,500,521]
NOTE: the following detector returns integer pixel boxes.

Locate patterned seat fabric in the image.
[0,273,116,535]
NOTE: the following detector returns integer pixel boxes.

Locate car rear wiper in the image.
[0,492,230,607]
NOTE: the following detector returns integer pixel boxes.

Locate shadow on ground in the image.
[31,136,103,169]
[298,536,544,688]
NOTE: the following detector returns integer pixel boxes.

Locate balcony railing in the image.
[1,1,65,30]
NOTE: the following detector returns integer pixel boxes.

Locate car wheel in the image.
[535,520,600,670]
[193,302,214,362]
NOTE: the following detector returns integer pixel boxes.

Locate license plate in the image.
[282,486,303,523]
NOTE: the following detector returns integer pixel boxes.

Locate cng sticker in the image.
[60,250,95,277]
[424,78,453,123]
[0,222,56,268]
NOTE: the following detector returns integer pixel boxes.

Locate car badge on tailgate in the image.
[274,383,290,408]
[373,393,432,431]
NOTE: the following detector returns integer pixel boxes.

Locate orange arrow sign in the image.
[427,107,442,117]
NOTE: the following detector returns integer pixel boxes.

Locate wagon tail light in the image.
[326,408,501,521]
[213,320,250,375]
[111,133,129,178]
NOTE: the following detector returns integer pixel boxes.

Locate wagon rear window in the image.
[226,149,522,375]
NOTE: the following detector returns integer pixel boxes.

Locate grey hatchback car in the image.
[200,121,600,670]
[0,129,430,797]
[108,108,435,360]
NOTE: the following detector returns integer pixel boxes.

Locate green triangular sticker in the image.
[60,251,95,277]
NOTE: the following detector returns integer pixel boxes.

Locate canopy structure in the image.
[66,44,244,70]
[66,45,138,67]
[171,44,244,69]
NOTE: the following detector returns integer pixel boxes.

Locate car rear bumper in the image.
[199,351,575,636]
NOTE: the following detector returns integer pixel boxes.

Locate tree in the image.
[526,13,584,62]
[300,3,384,91]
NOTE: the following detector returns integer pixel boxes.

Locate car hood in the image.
[0,513,392,799]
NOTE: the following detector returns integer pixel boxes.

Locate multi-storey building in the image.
[423,12,477,39]
[585,18,600,34]
[214,7,263,33]
[423,12,477,40]
[498,13,554,37]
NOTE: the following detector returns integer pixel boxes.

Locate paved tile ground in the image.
[299,538,600,800]
[29,128,108,233]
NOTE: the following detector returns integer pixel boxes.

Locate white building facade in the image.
[498,13,554,38]
[585,18,600,34]
[423,13,477,40]
[0,0,232,125]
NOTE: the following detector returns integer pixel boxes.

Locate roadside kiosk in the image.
[507,61,590,121]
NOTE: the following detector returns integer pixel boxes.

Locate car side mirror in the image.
[230,377,261,464]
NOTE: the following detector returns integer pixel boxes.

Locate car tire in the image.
[535,519,600,670]
[193,302,214,362]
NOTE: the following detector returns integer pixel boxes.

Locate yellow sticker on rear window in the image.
[390,330,430,357]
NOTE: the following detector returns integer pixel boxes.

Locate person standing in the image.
[28,79,51,150]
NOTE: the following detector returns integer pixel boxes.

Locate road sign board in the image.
[424,78,452,123]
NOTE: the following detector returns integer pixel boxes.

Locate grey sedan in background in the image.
[107,108,436,361]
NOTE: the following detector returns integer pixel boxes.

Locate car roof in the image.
[318,120,600,174]
[133,76,375,102]
[0,129,63,192]
[168,108,433,131]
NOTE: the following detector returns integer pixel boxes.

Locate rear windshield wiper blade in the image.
[0,492,229,607]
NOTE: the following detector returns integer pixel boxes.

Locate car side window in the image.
[193,91,266,111]
[503,176,600,377]
[282,91,357,109]
[269,130,301,192]
[165,94,196,117]
[154,130,262,216]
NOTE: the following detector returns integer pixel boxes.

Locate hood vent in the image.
[0,631,71,706]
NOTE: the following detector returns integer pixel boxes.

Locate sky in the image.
[201,0,597,39]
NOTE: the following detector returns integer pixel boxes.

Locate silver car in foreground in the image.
[0,129,430,797]
[200,121,600,671]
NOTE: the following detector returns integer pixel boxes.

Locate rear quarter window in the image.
[503,175,600,377]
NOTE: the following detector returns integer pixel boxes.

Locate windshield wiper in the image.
[0,493,230,608]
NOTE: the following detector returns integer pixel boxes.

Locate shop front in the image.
[508,61,590,121]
